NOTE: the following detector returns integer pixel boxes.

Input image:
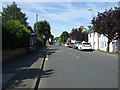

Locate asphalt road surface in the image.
[39,44,118,88]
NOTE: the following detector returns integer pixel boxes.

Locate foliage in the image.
[81,30,88,42]
[70,27,88,42]
[92,7,120,51]
[2,20,31,50]
[34,20,51,40]
[2,2,28,26]
[69,28,82,41]
[27,25,34,33]
[36,37,44,48]
[60,31,69,43]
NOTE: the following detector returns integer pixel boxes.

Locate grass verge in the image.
[96,49,120,56]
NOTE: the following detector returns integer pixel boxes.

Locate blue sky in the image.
[2,2,118,37]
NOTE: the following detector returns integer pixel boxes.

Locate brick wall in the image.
[2,48,29,62]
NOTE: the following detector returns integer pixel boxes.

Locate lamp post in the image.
[88,8,94,18]
[88,8,95,50]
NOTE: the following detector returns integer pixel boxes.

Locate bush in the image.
[36,37,44,48]
[2,20,31,50]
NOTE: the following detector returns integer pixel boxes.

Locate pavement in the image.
[2,47,48,89]
[39,44,118,88]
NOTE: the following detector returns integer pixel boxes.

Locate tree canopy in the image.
[60,31,69,43]
[2,2,28,26]
[70,28,82,41]
[2,20,31,50]
[92,7,120,51]
[34,20,51,39]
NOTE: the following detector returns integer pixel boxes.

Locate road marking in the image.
[56,50,62,52]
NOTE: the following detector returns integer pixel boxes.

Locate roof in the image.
[30,33,36,36]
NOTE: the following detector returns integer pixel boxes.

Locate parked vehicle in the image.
[78,42,92,51]
[65,43,70,47]
[72,41,81,49]
[68,43,74,48]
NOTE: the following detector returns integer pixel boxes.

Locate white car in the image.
[78,42,92,51]
[64,43,69,47]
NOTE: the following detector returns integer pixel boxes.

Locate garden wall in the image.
[2,48,29,62]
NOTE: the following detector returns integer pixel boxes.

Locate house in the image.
[88,31,119,53]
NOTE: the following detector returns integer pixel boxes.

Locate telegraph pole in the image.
[36,14,38,35]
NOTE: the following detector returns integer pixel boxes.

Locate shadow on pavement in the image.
[2,47,47,89]
[3,68,41,89]
[48,48,58,55]
[41,69,55,78]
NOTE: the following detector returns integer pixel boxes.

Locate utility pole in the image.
[36,14,38,35]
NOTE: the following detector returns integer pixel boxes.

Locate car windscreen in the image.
[83,43,91,45]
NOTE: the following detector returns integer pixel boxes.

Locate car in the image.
[78,42,92,51]
[64,43,69,47]
[72,41,81,49]
[68,43,74,48]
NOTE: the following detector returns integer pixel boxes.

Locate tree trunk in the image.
[107,40,111,52]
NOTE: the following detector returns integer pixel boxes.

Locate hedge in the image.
[2,20,31,50]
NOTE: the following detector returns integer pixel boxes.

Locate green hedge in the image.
[36,37,44,48]
[2,20,31,50]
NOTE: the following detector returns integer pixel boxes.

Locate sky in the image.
[2,1,119,37]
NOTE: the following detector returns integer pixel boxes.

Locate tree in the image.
[60,31,69,43]
[27,26,34,33]
[70,28,82,41]
[81,30,88,42]
[92,7,120,52]
[2,20,31,50]
[34,20,51,46]
[2,2,28,26]
[34,20,51,39]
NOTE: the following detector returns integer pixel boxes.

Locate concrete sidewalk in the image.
[2,47,48,89]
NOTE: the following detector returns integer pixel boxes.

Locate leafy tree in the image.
[34,20,51,39]
[2,2,28,26]
[2,20,31,50]
[27,25,34,33]
[92,7,120,52]
[70,28,82,41]
[60,31,69,43]
[81,30,88,42]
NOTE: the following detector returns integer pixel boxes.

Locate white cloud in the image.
[2,2,118,37]
[1,0,120,2]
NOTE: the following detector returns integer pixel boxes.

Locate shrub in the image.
[2,20,31,50]
[36,37,44,48]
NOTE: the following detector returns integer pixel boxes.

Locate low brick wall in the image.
[2,48,29,62]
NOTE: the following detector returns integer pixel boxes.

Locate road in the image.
[39,44,118,88]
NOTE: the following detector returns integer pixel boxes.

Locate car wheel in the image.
[80,47,82,51]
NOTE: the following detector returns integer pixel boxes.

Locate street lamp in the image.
[88,8,94,18]
[88,8,95,50]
